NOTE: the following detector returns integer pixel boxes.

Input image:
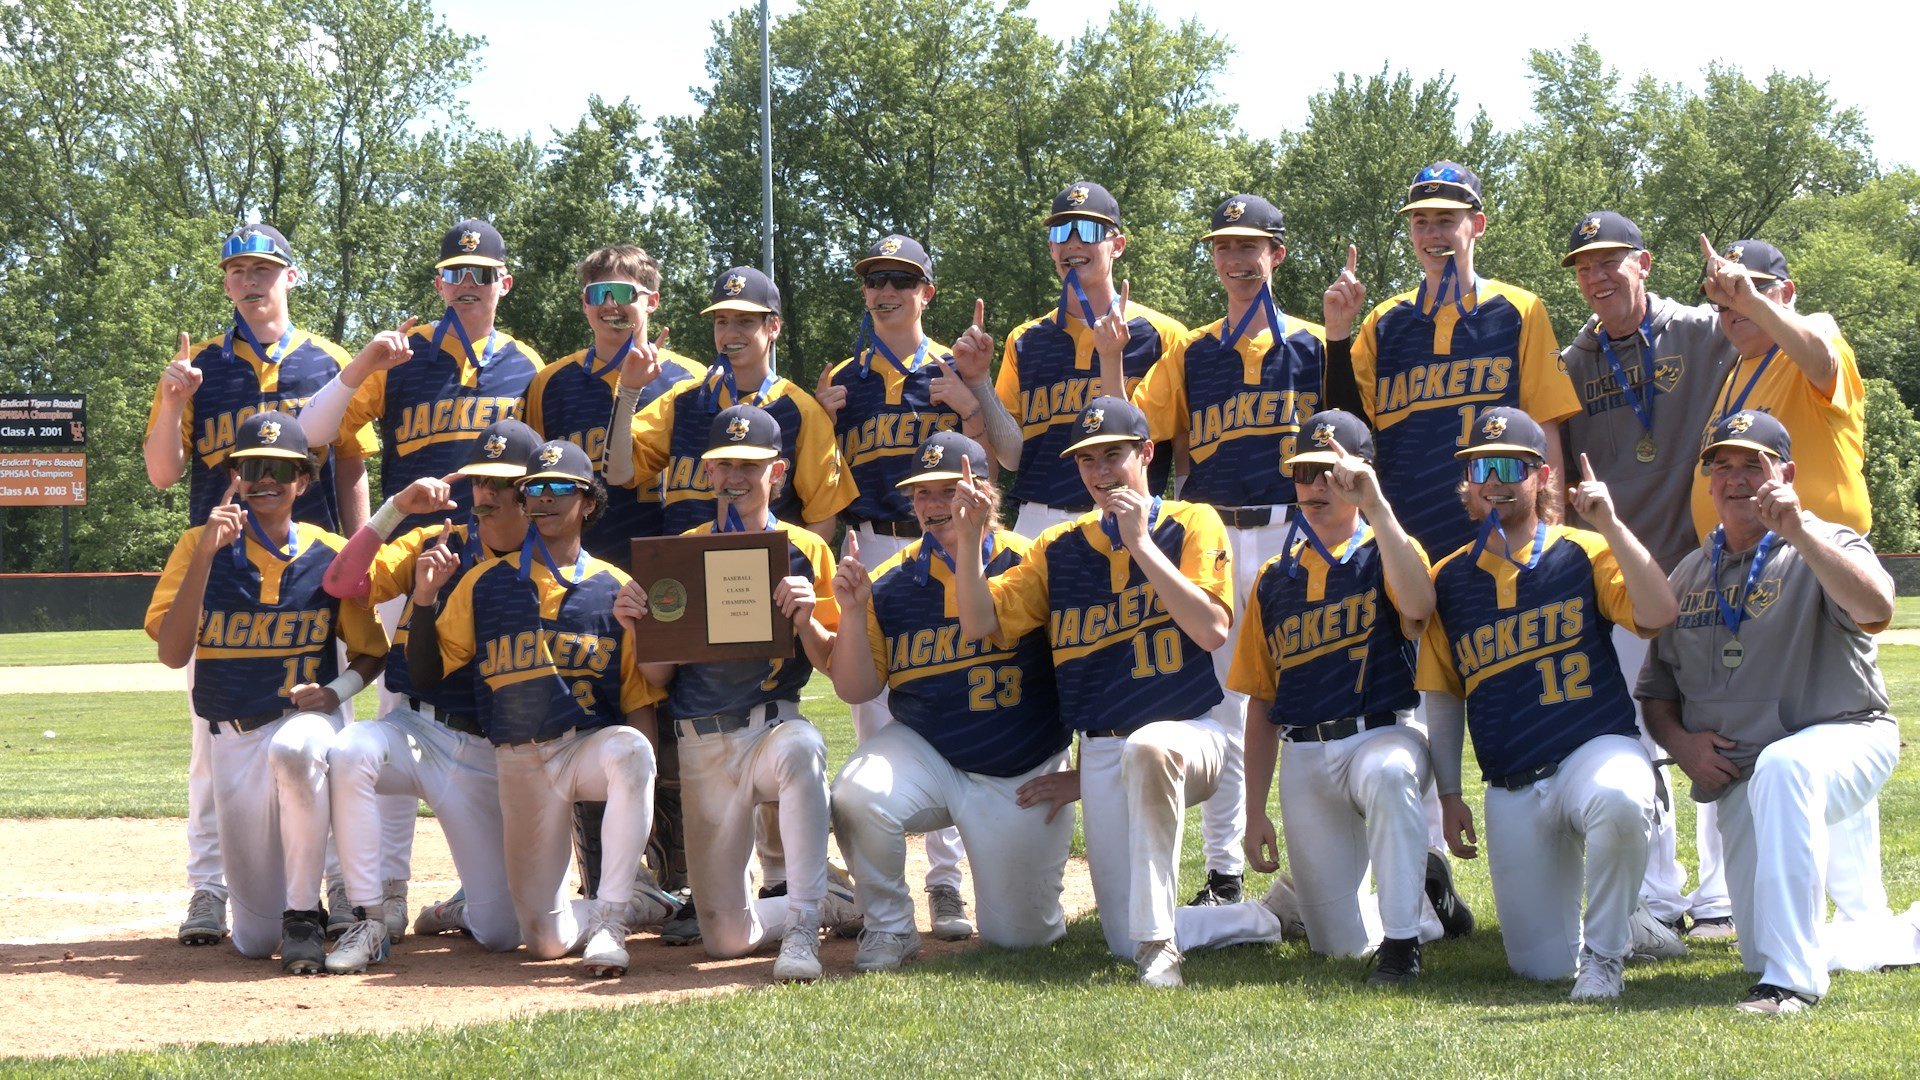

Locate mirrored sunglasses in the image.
[521,479,584,498]
[1465,457,1534,484]
[439,266,502,286]
[583,281,652,305]
[1047,219,1109,245]
[222,232,285,261]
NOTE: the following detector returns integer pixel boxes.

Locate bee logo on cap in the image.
[879,236,902,256]
[1311,421,1337,447]
[1082,407,1105,433]
[1726,246,1744,261]
[1067,185,1089,206]
[726,416,750,442]
[1728,412,1754,435]
[483,434,507,459]
[538,445,563,468]
[1422,182,1441,194]
[458,230,480,253]
[1578,217,1600,239]
[1223,200,1246,221]
[920,442,945,469]
[259,420,282,445]
[723,274,746,297]
[1481,414,1507,440]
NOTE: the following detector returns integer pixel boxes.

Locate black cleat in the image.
[1367,936,1422,987]
[660,894,701,946]
[1425,851,1475,938]
[759,881,788,900]
[280,908,327,975]
[1185,870,1243,907]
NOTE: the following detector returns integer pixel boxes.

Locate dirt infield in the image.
[0,818,1098,1059]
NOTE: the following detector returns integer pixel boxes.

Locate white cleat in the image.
[1261,874,1308,939]
[927,884,974,942]
[853,929,923,973]
[1136,939,1184,988]
[773,924,823,983]
[1628,902,1688,962]
[382,879,409,943]
[1570,945,1625,1001]
[325,916,392,975]
[581,912,631,978]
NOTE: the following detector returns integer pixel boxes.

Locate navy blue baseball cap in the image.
[1044,180,1122,229]
[896,430,988,487]
[1561,211,1644,267]
[701,266,781,316]
[854,234,935,282]
[221,223,293,267]
[437,219,507,270]
[1400,161,1484,213]
[1203,195,1285,243]
[229,410,311,462]
[1700,410,1792,464]
[1285,410,1375,466]
[1060,396,1150,457]
[702,404,782,462]
[459,419,541,479]
[1454,406,1546,461]
[520,440,596,486]
[1715,239,1790,283]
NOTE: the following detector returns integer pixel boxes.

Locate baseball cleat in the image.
[1424,851,1475,939]
[660,894,702,946]
[382,879,409,943]
[821,865,864,939]
[581,910,631,978]
[325,880,354,940]
[1260,874,1308,939]
[1136,940,1183,989]
[1569,946,1625,1001]
[414,888,468,936]
[280,908,328,975]
[759,881,788,899]
[626,883,685,929]
[1736,982,1817,1016]
[1367,936,1422,988]
[325,912,392,975]
[853,929,923,973]
[927,884,974,941]
[1185,870,1243,907]
[1628,902,1688,962]
[178,887,228,946]
[772,924,823,983]
[1688,915,1737,941]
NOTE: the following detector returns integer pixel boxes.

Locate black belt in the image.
[408,695,483,738]
[1083,723,1146,740]
[852,517,922,539]
[676,700,786,739]
[1209,505,1286,528]
[499,727,577,749]
[207,710,289,735]
[1489,760,1561,791]
[1283,711,1398,743]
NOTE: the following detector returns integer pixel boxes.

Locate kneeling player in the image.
[1420,408,1678,999]
[410,439,676,978]
[1229,411,1444,985]
[828,432,1076,970]
[147,412,388,973]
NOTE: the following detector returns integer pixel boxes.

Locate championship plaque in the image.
[629,530,795,662]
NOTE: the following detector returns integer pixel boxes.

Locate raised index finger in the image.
[1759,451,1784,485]
[843,529,860,561]
[1345,244,1359,276]
[1580,452,1596,483]
[1698,234,1719,264]
[972,298,985,330]
[220,474,243,506]
[961,454,975,487]
[177,331,193,360]
[1325,435,1350,460]
[1118,279,1130,318]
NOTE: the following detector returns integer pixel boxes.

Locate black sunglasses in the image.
[1290,462,1334,485]
[862,270,924,291]
[235,458,302,483]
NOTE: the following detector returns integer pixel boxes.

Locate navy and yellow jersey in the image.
[663,521,840,719]
[988,500,1231,732]
[1132,314,1324,507]
[994,301,1187,509]
[436,549,661,746]
[826,339,961,523]
[1416,524,1646,782]
[337,323,545,535]
[145,330,378,531]
[1226,526,1427,728]
[1352,279,1578,557]
[630,369,856,535]
[365,520,509,714]
[525,347,705,561]
[146,522,388,724]
[865,529,1069,777]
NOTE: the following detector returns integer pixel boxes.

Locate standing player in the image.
[146,412,387,973]
[1420,407,1678,999]
[410,439,677,978]
[1228,411,1444,985]
[145,223,376,948]
[1131,194,1324,906]
[615,405,860,983]
[827,431,1075,969]
[953,398,1293,988]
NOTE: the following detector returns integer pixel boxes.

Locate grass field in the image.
[1894,595,1920,630]
[0,629,155,666]
[3,633,1917,1075]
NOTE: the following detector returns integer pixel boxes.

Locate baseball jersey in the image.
[662,520,839,719]
[995,300,1187,509]
[365,519,509,716]
[1637,520,1894,800]
[1226,525,1427,729]
[630,365,855,535]
[1132,313,1324,508]
[146,521,388,723]
[1686,314,1869,541]
[988,499,1232,733]
[866,529,1068,776]
[145,328,377,531]
[1353,278,1578,557]
[827,338,960,524]
[337,320,545,535]
[525,346,705,561]
[435,545,660,745]
[1560,295,1738,572]
[1416,523,1646,783]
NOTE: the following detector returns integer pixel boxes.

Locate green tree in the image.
[1863,377,1920,553]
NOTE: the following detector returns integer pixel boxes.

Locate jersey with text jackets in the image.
[827,340,961,524]
[866,529,1067,776]
[365,519,507,718]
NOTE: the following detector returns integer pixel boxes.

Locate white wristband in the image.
[325,670,367,704]
[368,498,406,540]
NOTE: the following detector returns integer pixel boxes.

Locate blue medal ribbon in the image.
[705,356,779,410]
[1053,268,1102,328]
[1709,526,1777,638]
[518,527,590,591]
[1280,516,1365,580]
[1100,496,1162,550]
[430,307,498,370]
[233,506,299,569]
[223,310,294,373]
[1217,281,1284,354]
[1468,510,1549,572]
[1596,310,1658,438]
[915,530,996,586]
[583,336,635,381]
[1412,257,1481,321]
[852,313,930,379]
[1713,345,1780,422]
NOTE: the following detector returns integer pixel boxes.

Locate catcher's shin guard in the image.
[573,801,607,900]
[647,724,689,893]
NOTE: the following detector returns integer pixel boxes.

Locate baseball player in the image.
[1419,407,1678,999]
[994,181,1187,535]
[826,431,1075,970]
[144,223,377,948]
[1557,211,1740,941]
[317,418,546,970]
[1226,410,1446,985]
[628,266,854,542]
[1640,412,1918,1014]
[1130,194,1324,907]
[952,397,1292,989]
[145,411,388,973]
[409,438,677,977]
[615,404,860,983]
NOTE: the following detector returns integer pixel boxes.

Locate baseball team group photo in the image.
[3,0,1919,1072]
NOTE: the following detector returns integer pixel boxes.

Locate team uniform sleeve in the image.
[803,532,842,632]
[337,596,390,661]
[1351,305,1384,423]
[1414,605,1464,696]
[619,626,668,714]
[866,604,892,687]
[994,333,1022,416]
[1379,535,1432,634]
[789,390,858,525]
[1224,574,1277,700]
[435,569,481,672]
[145,530,202,640]
[1177,504,1235,618]
[1568,529,1647,637]
[1130,332,1189,444]
[1635,625,1682,702]
[144,374,196,458]
[337,370,389,447]
[521,363,555,437]
[629,383,679,480]
[366,527,433,605]
[1517,297,1579,424]
[1820,524,1894,635]
[987,530,1054,641]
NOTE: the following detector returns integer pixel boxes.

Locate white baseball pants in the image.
[1199,515,1292,879]
[209,710,338,958]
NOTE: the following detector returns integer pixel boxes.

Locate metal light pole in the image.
[759,0,777,374]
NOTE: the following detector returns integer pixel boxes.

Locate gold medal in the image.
[1635,434,1657,463]
[1721,639,1745,669]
